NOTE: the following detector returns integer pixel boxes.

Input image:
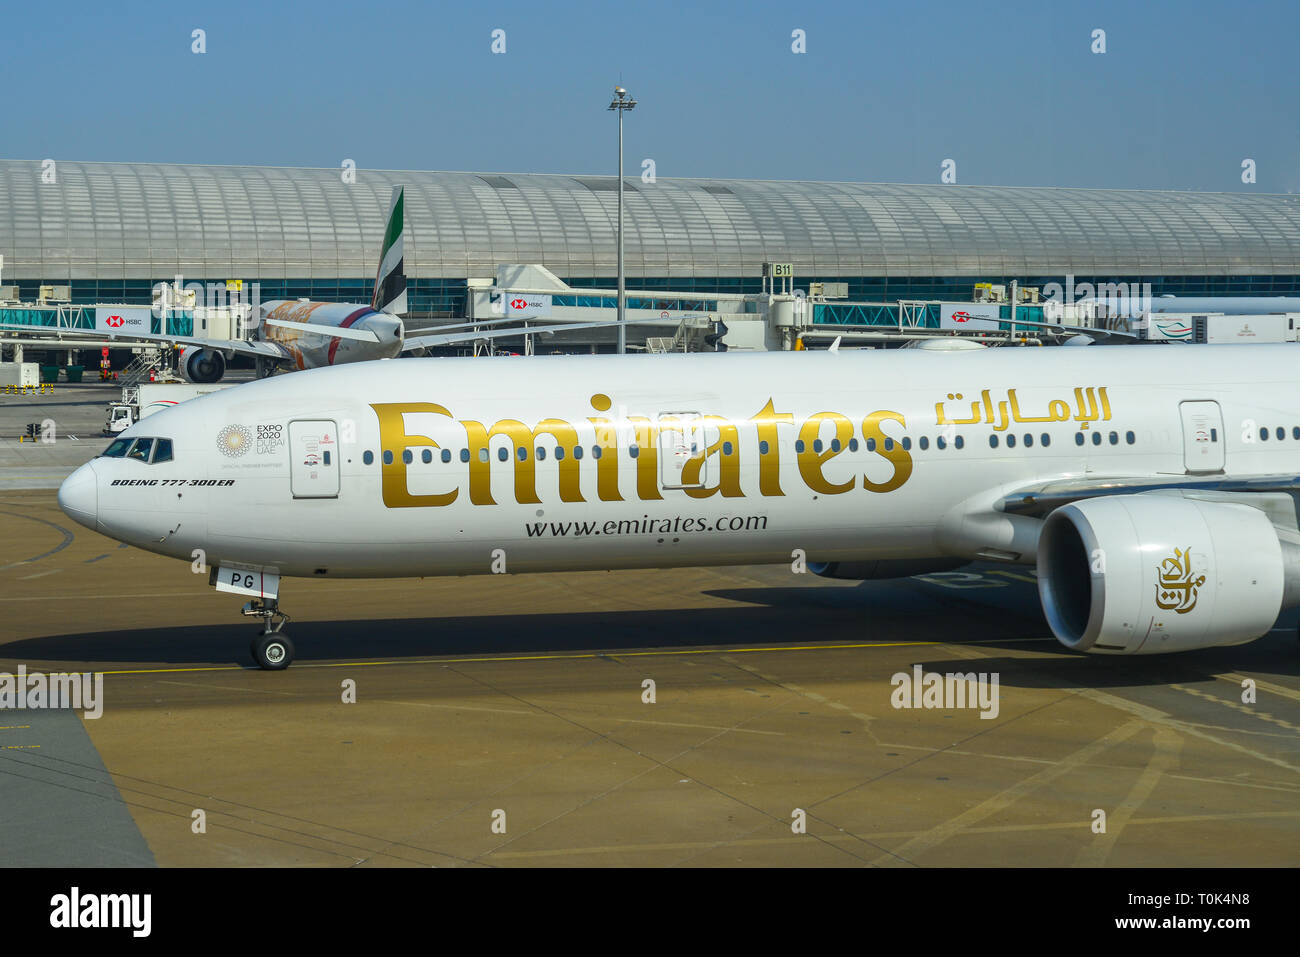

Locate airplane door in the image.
[289,419,340,498]
[1179,401,1224,473]
[658,412,707,489]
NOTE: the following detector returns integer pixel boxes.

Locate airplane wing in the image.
[401,319,627,352]
[0,323,290,361]
[989,317,1141,341]
[999,474,1300,517]
[263,318,380,342]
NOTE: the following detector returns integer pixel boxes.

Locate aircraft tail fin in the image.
[372,185,407,315]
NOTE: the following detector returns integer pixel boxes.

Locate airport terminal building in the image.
[2,159,1300,323]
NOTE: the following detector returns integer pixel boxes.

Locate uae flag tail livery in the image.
[372,185,407,316]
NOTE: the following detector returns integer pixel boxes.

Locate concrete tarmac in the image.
[1,489,1298,867]
[0,372,255,489]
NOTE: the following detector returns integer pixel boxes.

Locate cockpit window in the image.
[100,436,174,463]
[127,438,155,462]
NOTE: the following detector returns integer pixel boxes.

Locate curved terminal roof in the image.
[2,159,1298,280]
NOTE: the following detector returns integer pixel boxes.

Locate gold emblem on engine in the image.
[1155,546,1206,614]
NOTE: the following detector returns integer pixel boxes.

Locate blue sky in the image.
[3,0,1296,191]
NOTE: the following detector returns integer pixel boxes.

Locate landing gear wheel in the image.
[241,598,292,669]
[252,632,294,671]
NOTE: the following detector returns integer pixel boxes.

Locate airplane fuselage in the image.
[62,345,1300,582]
[258,300,404,370]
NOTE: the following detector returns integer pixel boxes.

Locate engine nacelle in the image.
[1036,494,1283,654]
[180,346,226,383]
[809,558,969,580]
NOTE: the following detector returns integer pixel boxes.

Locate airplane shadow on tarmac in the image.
[6,577,1299,688]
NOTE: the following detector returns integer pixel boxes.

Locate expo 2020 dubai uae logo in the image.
[216,424,252,458]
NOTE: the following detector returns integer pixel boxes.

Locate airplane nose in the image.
[58,462,98,530]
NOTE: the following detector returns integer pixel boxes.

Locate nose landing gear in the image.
[242,598,294,670]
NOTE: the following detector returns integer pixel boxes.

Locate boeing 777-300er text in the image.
[57,343,1300,669]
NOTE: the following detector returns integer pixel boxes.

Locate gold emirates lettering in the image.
[370,395,913,509]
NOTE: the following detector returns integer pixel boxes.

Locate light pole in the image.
[608,86,636,354]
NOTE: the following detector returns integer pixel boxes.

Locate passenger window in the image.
[1109,431,1118,445]
[1023,433,1033,448]
[901,437,912,451]
[520,447,529,461]
[813,439,823,453]
[1075,433,1085,446]
[936,435,947,450]
[1260,427,1269,441]
[441,449,451,463]
[954,435,964,450]
[1041,433,1050,447]
[867,438,877,452]
[422,449,432,464]
[591,446,600,459]
[1006,434,1017,448]
[384,450,394,465]
[848,438,859,452]
[628,445,638,459]
[918,436,929,450]
[403,450,413,464]
[884,438,895,451]
[128,438,154,462]
[989,435,999,449]
[795,440,806,453]
[1278,427,1285,441]
[555,447,565,460]
[1125,431,1135,445]
[574,446,584,460]
[759,440,770,455]
[497,447,508,462]
[152,438,173,463]
[101,438,131,458]
[363,450,374,465]
[1091,432,1102,446]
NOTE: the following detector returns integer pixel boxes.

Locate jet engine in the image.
[809,558,969,580]
[1036,494,1285,654]
[180,346,226,383]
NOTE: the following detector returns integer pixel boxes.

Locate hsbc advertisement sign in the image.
[939,302,1001,331]
[95,307,151,334]
[498,293,551,318]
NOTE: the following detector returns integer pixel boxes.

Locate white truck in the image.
[1144,312,1300,343]
[104,382,233,434]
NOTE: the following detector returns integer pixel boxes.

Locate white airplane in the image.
[1,186,619,380]
[57,343,1300,669]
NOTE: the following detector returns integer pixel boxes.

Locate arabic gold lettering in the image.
[1154,546,1204,614]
